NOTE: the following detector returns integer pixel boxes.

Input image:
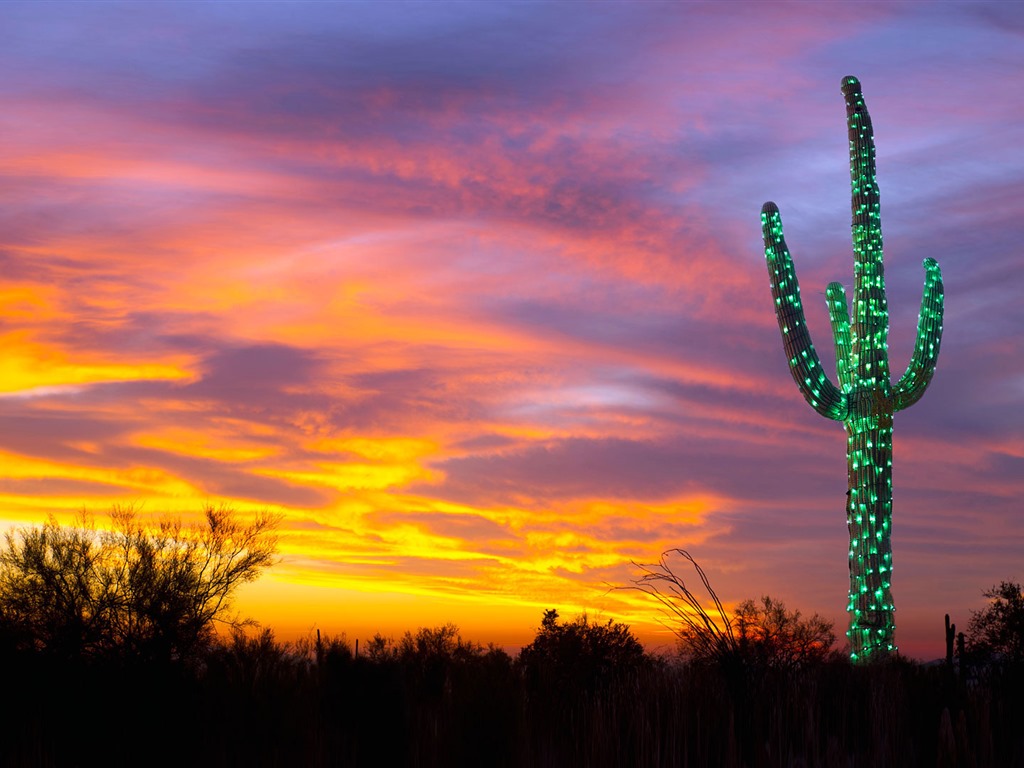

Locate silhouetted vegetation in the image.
[5,619,1023,767]
[2,518,1023,766]
[628,548,738,660]
[518,608,648,689]
[966,580,1024,664]
[3,614,1023,767]
[0,505,279,664]
[629,548,837,670]
[708,595,837,669]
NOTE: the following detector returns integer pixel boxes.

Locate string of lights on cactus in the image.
[760,76,945,662]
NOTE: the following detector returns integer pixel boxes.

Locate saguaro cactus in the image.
[760,76,944,662]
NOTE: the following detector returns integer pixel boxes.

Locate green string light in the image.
[760,76,945,662]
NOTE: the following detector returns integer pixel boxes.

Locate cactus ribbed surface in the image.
[760,76,945,662]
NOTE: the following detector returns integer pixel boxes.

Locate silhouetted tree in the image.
[363,631,400,663]
[0,505,279,663]
[518,609,647,689]
[398,622,484,664]
[967,580,1024,663]
[728,596,836,669]
[393,623,486,700]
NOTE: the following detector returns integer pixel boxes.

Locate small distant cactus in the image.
[760,76,945,662]
[945,613,956,670]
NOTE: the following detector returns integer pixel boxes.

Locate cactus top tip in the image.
[841,75,861,95]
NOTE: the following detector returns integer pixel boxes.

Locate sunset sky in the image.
[2,2,1021,659]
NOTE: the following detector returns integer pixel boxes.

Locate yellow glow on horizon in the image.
[237,566,684,653]
[233,576,581,648]
[252,492,726,632]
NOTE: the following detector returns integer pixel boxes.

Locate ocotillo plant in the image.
[760,76,944,662]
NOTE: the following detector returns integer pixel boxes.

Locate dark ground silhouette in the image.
[2,513,1022,766]
[3,620,1024,767]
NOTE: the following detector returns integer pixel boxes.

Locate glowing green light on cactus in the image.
[760,76,945,662]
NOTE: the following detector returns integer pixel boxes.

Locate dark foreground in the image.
[4,643,1023,768]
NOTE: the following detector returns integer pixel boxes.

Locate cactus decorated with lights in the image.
[760,76,944,662]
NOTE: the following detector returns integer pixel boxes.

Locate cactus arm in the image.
[761,201,848,421]
[893,258,944,411]
[826,282,854,393]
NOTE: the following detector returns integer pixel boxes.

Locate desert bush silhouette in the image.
[518,608,648,691]
[0,504,279,664]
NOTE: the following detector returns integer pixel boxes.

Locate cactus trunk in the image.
[845,392,895,657]
[760,77,944,662]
